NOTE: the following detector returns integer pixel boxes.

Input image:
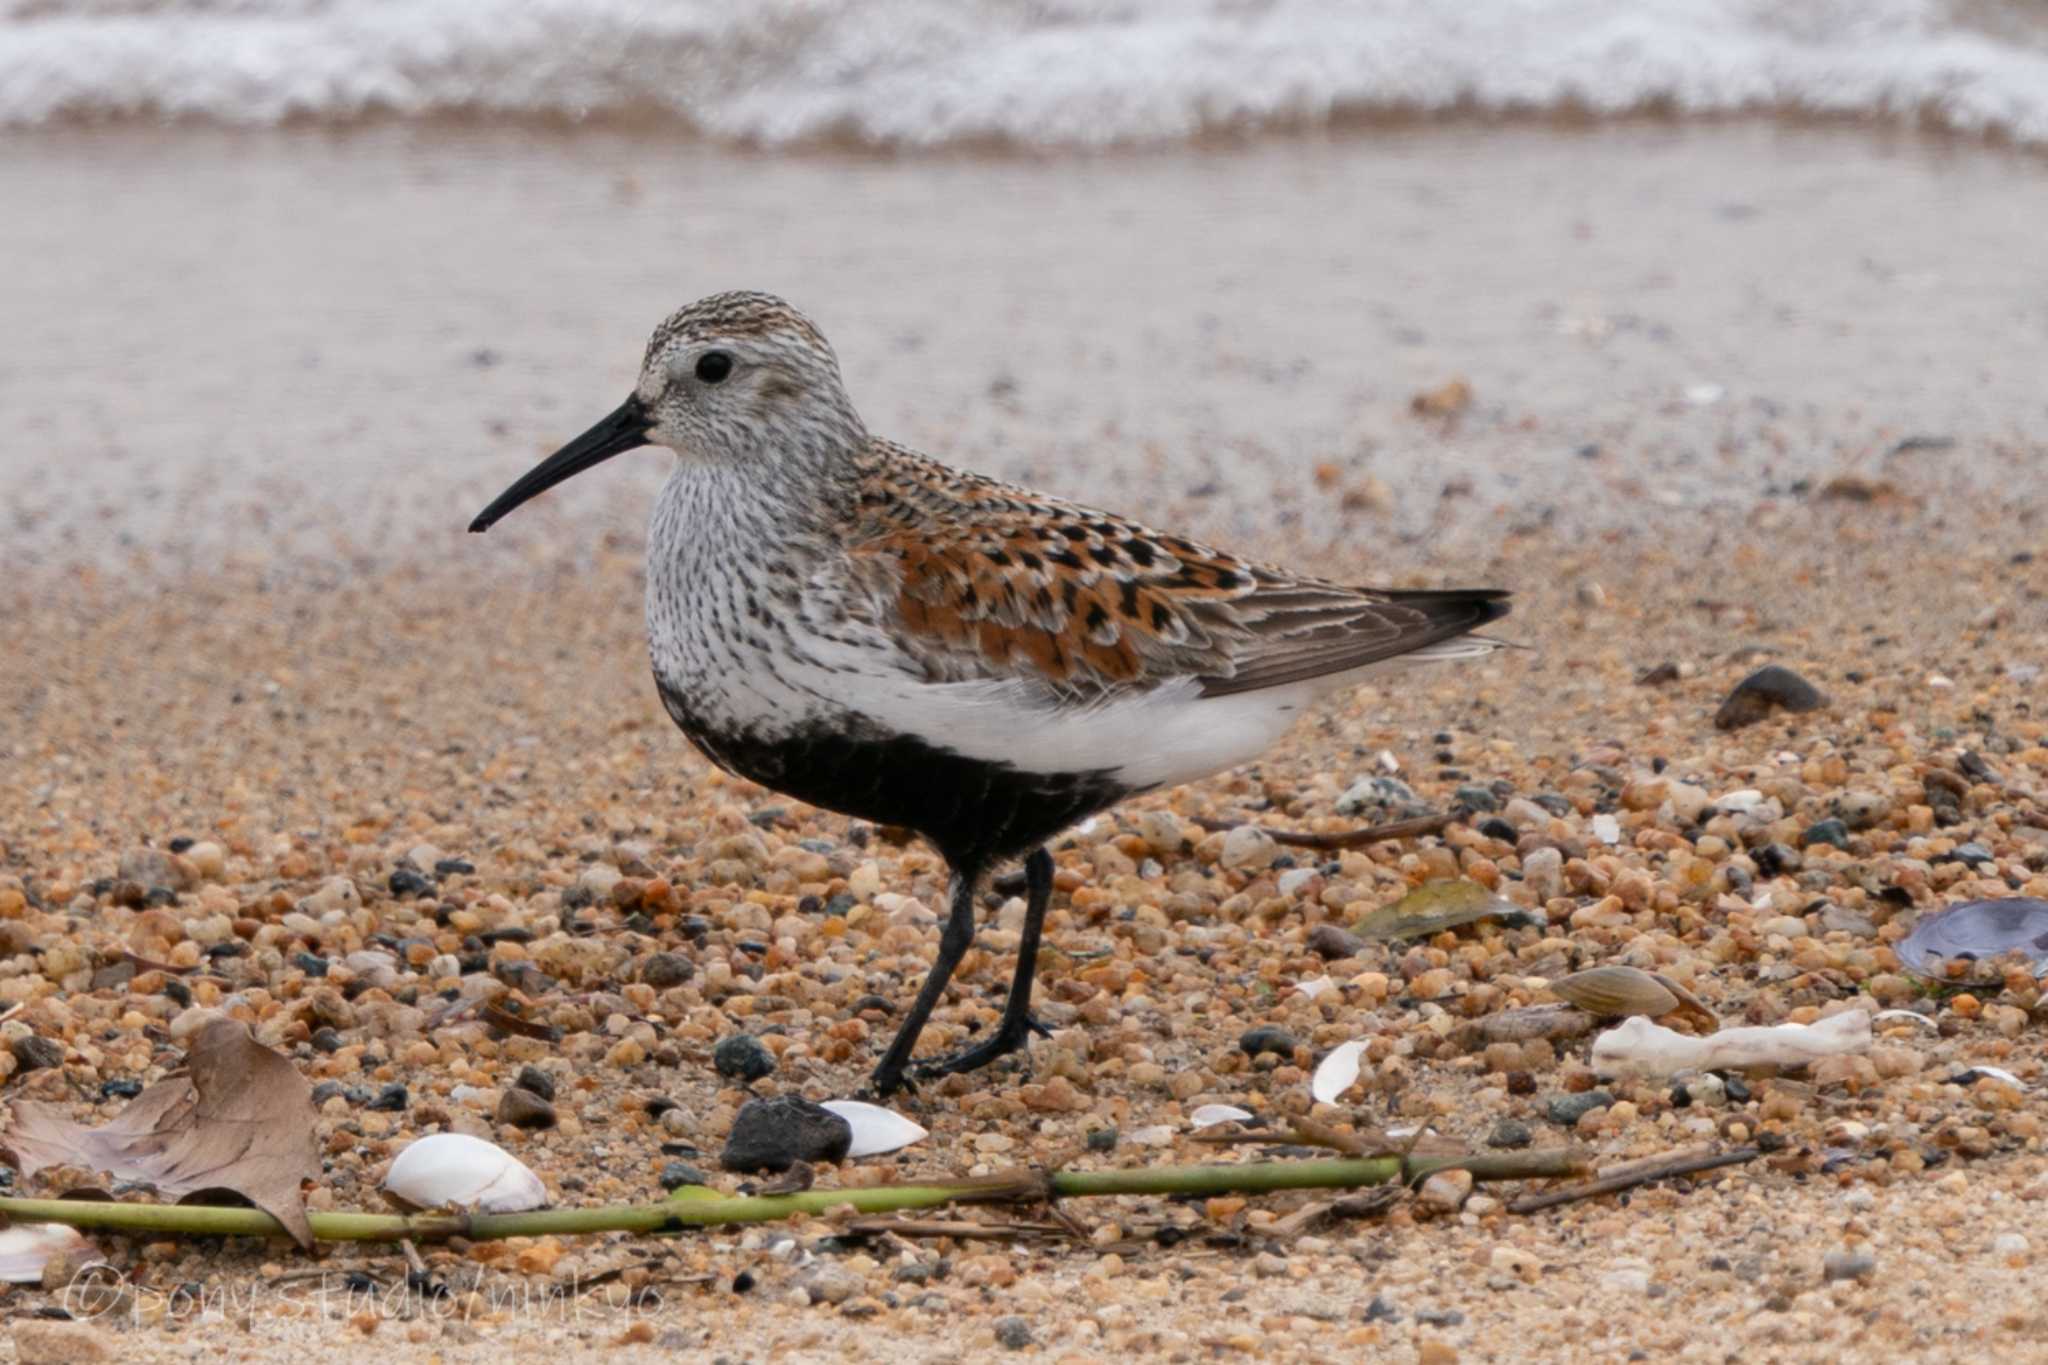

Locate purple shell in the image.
[1896,898,2048,977]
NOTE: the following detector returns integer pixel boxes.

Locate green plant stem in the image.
[0,1147,1581,1245]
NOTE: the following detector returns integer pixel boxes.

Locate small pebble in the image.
[1238,1026,1298,1059]
[496,1087,557,1130]
[1713,665,1828,730]
[1822,1249,1876,1283]
[713,1034,777,1083]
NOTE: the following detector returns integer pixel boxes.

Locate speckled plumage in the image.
[473,291,1510,1094]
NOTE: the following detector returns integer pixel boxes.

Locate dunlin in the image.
[471,291,1509,1095]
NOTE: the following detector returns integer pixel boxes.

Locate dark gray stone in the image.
[513,1065,555,1101]
[1237,1026,1298,1059]
[1800,819,1851,850]
[993,1317,1034,1349]
[719,1096,852,1173]
[1714,665,1828,730]
[1546,1091,1614,1125]
[641,951,695,988]
[713,1034,777,1082]
[1486,1117,1533,1149]
[659,1161,711,1190]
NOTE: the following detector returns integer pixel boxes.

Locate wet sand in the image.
[4,121,2046,575]
[3,122,2048,1363]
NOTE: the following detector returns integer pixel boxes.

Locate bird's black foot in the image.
[911,1012,1050,1082]
[862,1064,918,1101]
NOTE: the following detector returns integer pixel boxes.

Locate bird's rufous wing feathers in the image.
[843,442,1509,698]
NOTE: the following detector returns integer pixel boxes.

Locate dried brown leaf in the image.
[0,1019,320,1247]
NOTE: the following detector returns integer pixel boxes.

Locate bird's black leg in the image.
[868,863,982,1097]
[916,845,1054,1081]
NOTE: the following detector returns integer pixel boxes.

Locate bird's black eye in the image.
[694,351,734,384]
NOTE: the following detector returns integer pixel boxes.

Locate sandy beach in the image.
[4,119,2048,1363]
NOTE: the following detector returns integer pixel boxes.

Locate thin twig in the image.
[398,1238,428,1277]
[0,1151,1583,1246]
[1506,1146,1762,1214]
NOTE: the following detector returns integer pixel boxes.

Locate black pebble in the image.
[1237,1026,1298,1058]
[389,867,434,898]
[1477,817,1517,842]
[713,1034,777,1082]
[659,1160,711,1191]
[1486,1117,1532,1149]
[514,1064,555,1101]
[1800,819,1851,851]
[365,1083,408,1112]
[719,1096,852,1173]
[99,1077,144,1101]
[994,1317,1034,1350]
[433,858,475,877]
[310,1080,345,1104]
[1722,1075,1752,1103]
[1085,1127,1118,1153]
[1752,844,1802,876]
[1454,784,1500,813]
[309,1027,344,1054]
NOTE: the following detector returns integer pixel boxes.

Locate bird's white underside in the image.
[668,612,1496,791]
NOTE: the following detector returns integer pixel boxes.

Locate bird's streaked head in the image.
[469,291,862,534]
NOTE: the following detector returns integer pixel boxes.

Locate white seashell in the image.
[1377,750,1401,773]
[1713,789,1765,814]
[1188,1104,1255,1129]
[819,1100,928,1158]
[1964,1065,2024,1088]
[1311,1040,1368,1104]
[1871,1009,1940,1032]
[1590,814,1621,845]
[0,1225,89,1284]
[1294,975,1335,1000]
[1591,1010,1871,1079]
[384,1133,547,1213]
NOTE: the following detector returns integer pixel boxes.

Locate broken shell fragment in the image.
[1549,966,1679,1018]
[1591,1010,1872,1079]
[1311,1040,1368,1104]
[1550,966,1718,1029]
[1188,1104,1256,1129]
[383,1133,547,1213]
[817,1100,928,1158]
[1353,880,1530,943]
[1895,898,2048,979]
[0,1225,91,1284]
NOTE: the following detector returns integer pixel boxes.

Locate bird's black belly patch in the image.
[655,678,1129,867]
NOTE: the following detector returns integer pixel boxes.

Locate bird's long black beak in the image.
[468,395,652,533]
